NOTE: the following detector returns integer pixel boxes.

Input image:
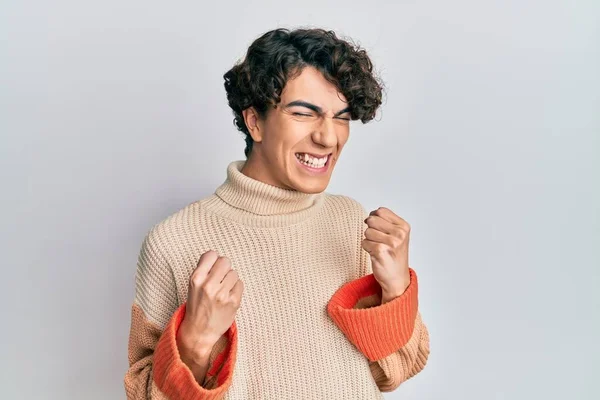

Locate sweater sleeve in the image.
[325,206,430,392]
[124,229,238,399]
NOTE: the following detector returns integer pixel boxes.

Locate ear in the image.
[242,107,263,143]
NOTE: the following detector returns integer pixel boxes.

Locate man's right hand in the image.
[176,250,244,380]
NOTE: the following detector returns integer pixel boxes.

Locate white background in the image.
[1,1,598,399]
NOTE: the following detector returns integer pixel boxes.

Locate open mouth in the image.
[295,152,332,171]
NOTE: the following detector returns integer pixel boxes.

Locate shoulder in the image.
[134,203,209,326]
[323,192,368,219]
[141,199,207,261]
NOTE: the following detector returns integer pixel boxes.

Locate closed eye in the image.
[293,112,350,120]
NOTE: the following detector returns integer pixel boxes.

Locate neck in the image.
[203,160,326,228]
[240,152,293,191]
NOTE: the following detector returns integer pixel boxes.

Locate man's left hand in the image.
[361,207,412,303]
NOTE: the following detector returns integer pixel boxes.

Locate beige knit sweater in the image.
[124,159,430,400]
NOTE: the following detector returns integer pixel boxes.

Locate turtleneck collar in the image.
[204,160,326,228]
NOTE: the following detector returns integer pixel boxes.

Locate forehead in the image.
[280,66,348,107]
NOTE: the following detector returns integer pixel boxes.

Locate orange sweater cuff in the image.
[326,268,419,362]
[152,302,238,399]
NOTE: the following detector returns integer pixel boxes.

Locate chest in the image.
[174,223,361,306]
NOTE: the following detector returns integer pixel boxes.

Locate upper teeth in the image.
[296,153,328,167]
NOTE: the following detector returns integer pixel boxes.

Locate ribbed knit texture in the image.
[124,160,430,400]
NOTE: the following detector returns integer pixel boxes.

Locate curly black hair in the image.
[223,27,386,158]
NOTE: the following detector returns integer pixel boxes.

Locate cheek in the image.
[263,119,294,149]
[283,123,311,145]
[268,123,304,156]
[337,128,350,146]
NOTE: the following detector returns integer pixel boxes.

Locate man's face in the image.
[242,66,351,194]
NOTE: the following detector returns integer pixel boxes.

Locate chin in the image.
[294,180,328,194]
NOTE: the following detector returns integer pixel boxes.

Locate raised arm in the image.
[326,205,430,392]
[124,229,237,399]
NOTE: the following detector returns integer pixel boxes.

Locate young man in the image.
[125,27,430,400]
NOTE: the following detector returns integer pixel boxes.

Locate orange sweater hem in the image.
[326,268,419,362]
[152,302,238,399]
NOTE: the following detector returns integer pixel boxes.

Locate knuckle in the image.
[394,227,406,238]
[218,256,231,267]
[219,255,230,263]
[189,273,203,287]
[216,293,227,303]
[204,285,218,298]
[201,249,218,260]
[197,250,218,267]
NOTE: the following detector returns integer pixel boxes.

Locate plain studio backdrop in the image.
[1,1,598,399]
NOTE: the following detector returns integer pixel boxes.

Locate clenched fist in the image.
[177,250,244,362]
[362,207,411,304]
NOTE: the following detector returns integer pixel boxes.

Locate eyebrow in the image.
[283,100,351,117]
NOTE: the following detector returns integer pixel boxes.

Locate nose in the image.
[312,114,337,148]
